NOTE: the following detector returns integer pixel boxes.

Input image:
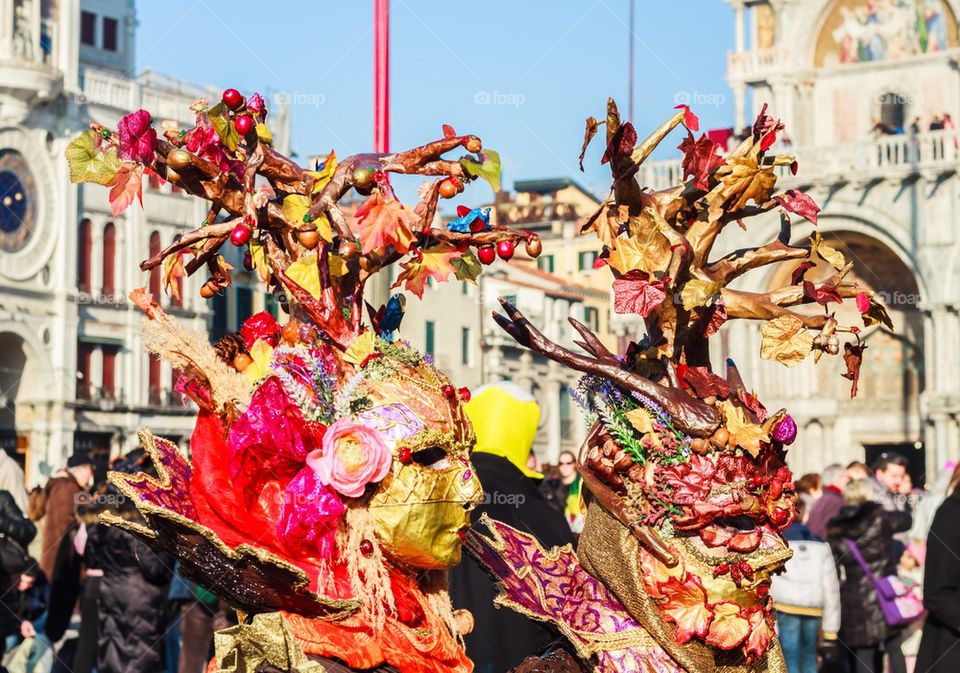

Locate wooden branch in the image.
[140,222,235,271]
[720,288,829,330]
[706,216,810,284]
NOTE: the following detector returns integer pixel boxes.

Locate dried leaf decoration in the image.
[286,253,321,300]
[720,400,769,457]
[859,292,894,330]
[459,149,501,192]
[842,342,867,398]
[606,226,671,275]
[66,130,120,185]
[248,238,270,283]
[679,133,724,191]
[163,252,186,301]
[706,602,750,650]
[657,575,711,644]
[451,249,482,284]
[625,408,662,448]
[283,195,333,243]
[681,279,724,311]
[715,151,777,211]
[612,271,668,317]
[580,203,623,250]
[107,163,144,216]
[811,232,846,271]
[579,116,600,171]
[745,610,774,660]
[773,189,820,225]
[760,315,813,367]
[353,194,418,255]
[117,109,158,165]
[392,246,459,298]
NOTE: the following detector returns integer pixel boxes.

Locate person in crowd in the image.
[0,489,37,662]
[915,464,960,673]
[169,564,225,673]
[869,452,910,512]
[809,463,850,540]
[929,115,945,131]
[771,497,841,673]
[6,558,53,673]
[0,451,28,516]
[795,473,823,516]
[39,452,93,580]
[540,449,582,531]
[450,381,574,673]
[909,461,955,545]
[86,454,172,673]
[828,478,911,673]
[910,117,922,134]
[898,544,924,673]
[847,461,869,482]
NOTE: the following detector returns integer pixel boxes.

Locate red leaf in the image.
[703,300,728,337]
[601,122,638,165]
[612,270,668,317]
[751,103,783,151]
[728,529,763,552]
[682,366,731,400]
[107,163,144,216]
[678,133,725,191]
[353,193,418,254]
[442,124,456,138]
[706,602,750,650]
[790,160,799,175]
[699,525,732,548]
[803,280,842,306]
[856,290,870,313]
[842,342,866,398]
[657,574,711,644]
[118,109,157,165]
[774,189,820,225]
[745,609,774,659]
[674,104,700,132]
[738,390,767,422]
[791,261,815,286]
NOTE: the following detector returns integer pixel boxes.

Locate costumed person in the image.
[465,100,890,672]
[449,381,574,673]
[66,90,538,672]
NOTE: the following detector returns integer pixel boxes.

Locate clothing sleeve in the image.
[922,503,960,634]
[0,490,36,546]
[884,510,912,535]
[820,544,842,638]
[133,537,172,586]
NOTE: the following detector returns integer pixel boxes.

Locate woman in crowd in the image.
[827,478,911,673]
[0,489,37,660]
[916,464,960,673]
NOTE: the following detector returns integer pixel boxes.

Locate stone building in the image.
[0,0,288,483]
[643,0,960,483]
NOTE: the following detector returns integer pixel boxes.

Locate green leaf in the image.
[459,149,501,192]
[452,249,482,284]
[210,113,239,152]
[65,130,120,185]
[208,101,227,117]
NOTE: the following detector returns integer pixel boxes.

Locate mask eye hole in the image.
[411,446,449,469]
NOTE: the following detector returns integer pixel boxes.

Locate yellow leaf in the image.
[248,238,270,282]
[328,254,348,278]
[65,130,120,185]
[720,400,769,457]
[625,408,662,448]
[606,232,671,275]
[681,279,723,311]
[343,331,375,366]
[307,150,338,195]
[811,232,846,271]
[715,154,777,211]
[244,339,274,384]
[760,315,813,367]
[282,194,311,226]
[256,123,273,145]
[286,253,320,299]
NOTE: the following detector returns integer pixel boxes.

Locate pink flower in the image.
[308,418,392,498]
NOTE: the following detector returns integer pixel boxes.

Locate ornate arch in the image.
[0,321,54,403]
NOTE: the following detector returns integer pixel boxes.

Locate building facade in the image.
[0,0,288,483]
[643,0,960,483]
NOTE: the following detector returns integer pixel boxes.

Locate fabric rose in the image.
[307,418,391,498]
[241,311,281,349]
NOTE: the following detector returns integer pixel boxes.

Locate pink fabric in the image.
[277,467,345,558]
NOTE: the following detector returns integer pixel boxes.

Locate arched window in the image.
[148,231,161,298]
[879,92,906,134]
[102,223,116,298]
[77,219,92,292]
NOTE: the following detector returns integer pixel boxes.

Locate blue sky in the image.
[136,1,734,199]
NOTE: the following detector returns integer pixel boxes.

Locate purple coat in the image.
[807,486,843,540]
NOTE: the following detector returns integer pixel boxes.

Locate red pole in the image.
[374,0,390,153]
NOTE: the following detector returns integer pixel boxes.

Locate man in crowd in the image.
[846,461,869,482]
[808,463,850,540]
[0,449,28,515]
[869,452,910,512]
[39,451,93,580]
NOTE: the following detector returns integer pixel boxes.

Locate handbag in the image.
[844,538,925,627]
[0,531,30,574]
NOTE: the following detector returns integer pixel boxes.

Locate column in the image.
[734,1,745,54]
[545,373,561,464]
[732,82,747,134]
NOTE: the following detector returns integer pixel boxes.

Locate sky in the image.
[135,1,735,200]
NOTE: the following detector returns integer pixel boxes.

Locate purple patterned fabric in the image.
[121,435,197,518]
[354,403,425,447]
[467,518,686,673]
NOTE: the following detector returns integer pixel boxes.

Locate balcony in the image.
[80,69,210,125]
[727,47,786,82]
[640,131,960,191]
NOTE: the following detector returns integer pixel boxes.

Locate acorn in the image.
[281,321,300,344]
[710,426,730,449]
[167,149,192,170]
[200,279,219,299]
[438,179,458,199]
[352,167,376,189]
[464,136,482,153]
[298,228,320,250]
[233,353,253,372]
[826,335,840,356]
[524,237,543,258]
[690,438,710,454]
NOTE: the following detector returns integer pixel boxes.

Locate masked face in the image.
[352,360,481,569]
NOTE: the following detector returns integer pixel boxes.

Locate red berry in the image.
[496,239,515,261]
[222,88,243,110]
[234,115,254,136]
[441,384,456,399]
[359,539,374,557]
[478,246,496,265]
[242,251,253,270]
[458,387,471,402]
[230,224,251,246]
[398,447,412,464]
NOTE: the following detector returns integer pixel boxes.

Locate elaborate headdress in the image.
[467,101,889,672]
[66,91,536,672]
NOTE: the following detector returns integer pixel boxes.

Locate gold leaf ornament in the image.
[760,315,813,367]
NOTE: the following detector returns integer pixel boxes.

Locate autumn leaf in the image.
[353,194,418,254]
[256,123,273,145]
[715,153,777,211]
[612,270,668,317]
[452,249,482,284]
[657,575,711,644]
[682,366,731,400]
[65,130,120,185]
[244,339,274,384]
[702,300,728,337]
[803,280,842,306]
[859,292,894,330]
[811,232,846,271]
[209,111,239,152]
[392,246,458,298]
[283,194,333,243]
[679,133,724,191]
[720,400,769,457]
[343,331,376,366]
[675,104,700,132]
[606,228,671,275]
[752,103,783,151]
[681,279,723,311]
[163,252,186,301]
[601,121,637,165]
[842,342,867,398]
[744,609,774,659]
[579,116,600,171]
[306,150,338,195]
[117,109,157,165]
[107,163,144,216]
[791,261,816,286]
[774,189,820,225]
[286,253,321,300]
[625,408,661,448]
[459,149,501,192]
[580,203,622,249]
[760,315,813,367]
[442,124,456,138]
[706,602,750,650]
[248,238,270,282]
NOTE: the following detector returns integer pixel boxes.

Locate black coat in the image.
[916,493,960,673]
[450,453,574,673]
[0,489,36,637]
[826,502,911,649]
[85,522,172,673]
